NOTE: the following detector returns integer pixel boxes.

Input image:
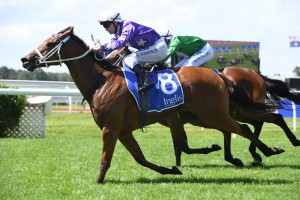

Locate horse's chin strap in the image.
[34,35,90,67]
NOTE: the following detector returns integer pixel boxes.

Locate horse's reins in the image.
[34,34,90,68]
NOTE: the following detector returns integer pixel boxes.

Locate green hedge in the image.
[0,85,26,137]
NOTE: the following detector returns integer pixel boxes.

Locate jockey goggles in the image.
[99,13,121,28]
[100,21,112,28]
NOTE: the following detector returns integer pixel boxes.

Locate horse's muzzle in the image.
[21,56,36,72]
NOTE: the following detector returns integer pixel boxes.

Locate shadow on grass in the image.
[104,164,299,185]
[106,176,292,185]
[183,163,300,170]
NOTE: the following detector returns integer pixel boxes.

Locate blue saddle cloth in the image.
[122,67,184,112]
[213,69,220,74]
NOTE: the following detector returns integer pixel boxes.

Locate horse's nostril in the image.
[21,57,29,63]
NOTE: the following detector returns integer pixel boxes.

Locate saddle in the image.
[99,46,169,71]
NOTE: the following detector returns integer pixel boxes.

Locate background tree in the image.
[0,66,10,79]
[0,66,73,81]
[293,66,300,76]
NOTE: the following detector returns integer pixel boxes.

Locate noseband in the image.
[34,34,90,68]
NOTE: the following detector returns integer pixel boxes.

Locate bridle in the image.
[34,34,90,68]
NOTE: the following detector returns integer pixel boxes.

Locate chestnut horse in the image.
[21,26,283,183]
[168,67,300,166]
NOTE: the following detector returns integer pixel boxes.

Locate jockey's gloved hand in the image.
[90,34,102,52]
[89,43,102,52]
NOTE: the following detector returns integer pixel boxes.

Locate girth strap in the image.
[140,91,148,132]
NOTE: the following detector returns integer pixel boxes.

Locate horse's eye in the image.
[46,42,55,49]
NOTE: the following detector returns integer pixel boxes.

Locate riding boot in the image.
[132,64,155,92]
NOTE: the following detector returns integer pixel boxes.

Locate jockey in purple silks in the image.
[90,11,168,92]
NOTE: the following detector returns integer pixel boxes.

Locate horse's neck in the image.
[65,57,107,101]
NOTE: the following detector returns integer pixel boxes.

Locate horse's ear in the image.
[69,26,74,33]
[63,26,74,36]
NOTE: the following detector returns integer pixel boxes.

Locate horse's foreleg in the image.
[234,110,288,160]
[118,132,182,175]
[249,121,263,163]
[162,117,221,167]
[250,112,300,146]
[161,117,185,166]
[222,131,244,166]
[272,114,300,146]
[239,124,285,157]
[97,127,118,184]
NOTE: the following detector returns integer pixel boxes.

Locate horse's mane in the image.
[71,33,90,51]
[66,30,114,67]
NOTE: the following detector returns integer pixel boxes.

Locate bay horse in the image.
[221,67,300,162]
[167,66,300,166]
[21,26,283,183]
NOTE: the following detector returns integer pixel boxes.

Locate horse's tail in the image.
[218,74,279,112]
[259,74,300,104]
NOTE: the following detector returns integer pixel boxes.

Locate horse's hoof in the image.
[172,166,182,175]
[212,144,222,151]
[251,152,262,163]
[292,140,300,146]
[250,160,263,166]
[97,179,104,184]
[274,147,285,154]
[233,158,244,167]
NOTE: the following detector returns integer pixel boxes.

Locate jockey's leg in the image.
[132,64,155,92]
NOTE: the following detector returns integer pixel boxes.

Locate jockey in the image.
[90,11,168,92]
[160,30,214,67]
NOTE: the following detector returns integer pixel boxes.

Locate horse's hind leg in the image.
[222,131,244,166]
[118,132,182,175]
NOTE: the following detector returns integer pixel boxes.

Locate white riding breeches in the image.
[122,38,168,69]
[175,43,214,67]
